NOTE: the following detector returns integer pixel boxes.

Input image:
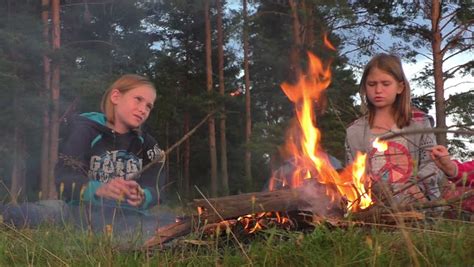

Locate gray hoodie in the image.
[345,112,442,204]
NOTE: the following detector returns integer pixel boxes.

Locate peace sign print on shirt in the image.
[367,139,413,183]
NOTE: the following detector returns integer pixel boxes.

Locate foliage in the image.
[0,1,45,195]
[446,90,474,159]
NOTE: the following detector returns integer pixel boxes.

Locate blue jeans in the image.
[1,200,177,245]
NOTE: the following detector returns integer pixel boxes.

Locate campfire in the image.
[269,51,372,213]
[144,49,473,249]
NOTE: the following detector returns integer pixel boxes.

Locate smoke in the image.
[296,179,344,218]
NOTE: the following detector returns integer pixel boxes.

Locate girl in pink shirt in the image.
[431,145,474,185]
[431,145,474,212]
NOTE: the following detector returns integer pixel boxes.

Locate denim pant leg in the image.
[2,200,71,228]
[68,203,178,244]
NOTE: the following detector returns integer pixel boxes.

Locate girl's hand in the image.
[95,178,144,206]
[126,185,145,207]
[429,145,457,177]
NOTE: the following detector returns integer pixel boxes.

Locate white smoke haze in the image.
[296,180,345,218]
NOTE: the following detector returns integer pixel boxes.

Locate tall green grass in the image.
[1,216,473,266]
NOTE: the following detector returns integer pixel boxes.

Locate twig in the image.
[58,97,79,123]
[378,172,437,203]
[164,110,217,157]
[194,186,253,265]
[410,189,474,210]
[352,189,474,220]
[131,110,216,180]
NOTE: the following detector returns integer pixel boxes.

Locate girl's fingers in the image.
[127,198,142,207]
[105,181,132,200]
[110,180,132,192]
[127,194,144,206]
[97,179,144,203]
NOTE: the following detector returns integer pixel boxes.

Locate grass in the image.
[1,214,474,266]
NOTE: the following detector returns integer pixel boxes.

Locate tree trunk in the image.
[40,0,51,200]
[289,0,302,82]
[303,0,314,49]
[183,112,190,198]
[204,0,218,197]
[48,0,60,199]
[430,0,447,146]
[10,125,26,203]
[243,0,252,188]
[216,0,229,195]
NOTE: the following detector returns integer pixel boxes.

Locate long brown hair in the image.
[100,74,155,124]
[359,53,412,128]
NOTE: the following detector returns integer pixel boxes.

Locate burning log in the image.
[192,185,344,224]
[142,189,474,250]
[193,188,303,223]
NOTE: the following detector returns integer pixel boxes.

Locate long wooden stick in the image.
[411,189,474,210]
[380,128,473,140]
[131,110,216,179]
[375,172,437,204]
[351,189,474,221]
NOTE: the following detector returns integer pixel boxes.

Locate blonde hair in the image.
[359,53,412,128]
[100,74,155,124]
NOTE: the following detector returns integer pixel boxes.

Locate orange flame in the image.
[323,33,336,51]
[271,51,372,212]
[350,152,372,209]
[230,88,242,97]
[373,137,388,152]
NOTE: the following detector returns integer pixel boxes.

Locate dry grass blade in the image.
[1,222,69,266]
[194,186,253,266]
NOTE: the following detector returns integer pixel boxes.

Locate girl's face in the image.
[110,85,156,133]
[365,67,404,111]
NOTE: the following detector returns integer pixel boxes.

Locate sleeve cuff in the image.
[448,161,460,179]
[81,180,102,205]
[139,188,154,209]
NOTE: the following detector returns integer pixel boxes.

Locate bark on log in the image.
[143,217,193,248]
[192,187,343,223]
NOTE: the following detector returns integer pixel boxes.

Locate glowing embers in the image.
[237,211,295,234]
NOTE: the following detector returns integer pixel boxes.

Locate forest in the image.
[0,0,472,204]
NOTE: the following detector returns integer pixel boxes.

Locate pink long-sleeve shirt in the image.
[451,160,474,186]
[443,160,474,212]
